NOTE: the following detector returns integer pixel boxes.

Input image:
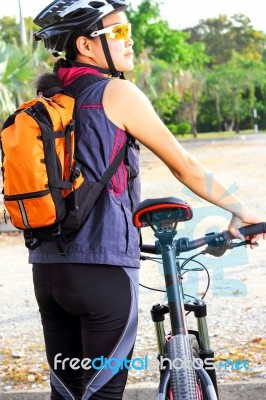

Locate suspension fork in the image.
[185,300,219,398]
[151,303,168,357]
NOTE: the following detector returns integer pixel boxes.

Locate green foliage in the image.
[167,122,192,136]
[0,40,52,125]
[199,55,266,132]
[0,41,35,122]
[127,0,162,57]
[153,91,179,123]
[185,14,266,65]
[1,2,266,133]
[127,0,208,71]
[147,24,208,70]
[0,17,20,45]
[0,14,54,126]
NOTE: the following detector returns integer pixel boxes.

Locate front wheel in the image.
[167,334,198,400]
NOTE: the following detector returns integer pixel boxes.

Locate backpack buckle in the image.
[24,230,41,250]
[52,225,66,256]
[71,162,81,180]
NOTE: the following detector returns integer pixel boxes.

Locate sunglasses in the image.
[90,23,131,40]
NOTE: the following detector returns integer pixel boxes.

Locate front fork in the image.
[185,300,219,398]
[151,300,219,399]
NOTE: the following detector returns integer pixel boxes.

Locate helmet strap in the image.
[97,19,124,79]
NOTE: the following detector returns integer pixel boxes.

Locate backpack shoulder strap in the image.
[99,140,128,187]
[41,74,107,100]
[42,86,64,97]
[64,74,108,99]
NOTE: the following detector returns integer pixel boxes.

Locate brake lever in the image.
[228,240,259,248]
[203,239,259,257]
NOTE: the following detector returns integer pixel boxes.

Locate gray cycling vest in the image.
[29,75,141,268]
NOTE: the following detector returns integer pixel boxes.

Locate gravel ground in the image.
[0,134,266,393]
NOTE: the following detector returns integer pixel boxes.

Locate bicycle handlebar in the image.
[140,222,266,255]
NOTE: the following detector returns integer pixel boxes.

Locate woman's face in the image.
[79,11,134,73]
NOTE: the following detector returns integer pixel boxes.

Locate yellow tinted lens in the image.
[106,24,131,40]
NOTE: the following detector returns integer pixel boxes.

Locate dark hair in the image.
[35,72,63,93]
[64,32,82,60]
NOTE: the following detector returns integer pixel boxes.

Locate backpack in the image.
[0,74,128,255]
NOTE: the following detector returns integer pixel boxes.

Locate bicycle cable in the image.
[177,253,211,315]
[179,252,211,300]
[139,252,210,303]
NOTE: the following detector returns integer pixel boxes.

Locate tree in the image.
[199,56,266,132]
[127,0,208,72]
[126,0,162,57]
[0,41,35,121]
[0,17,20,45]
[126,0,209,132]
[0,38,52,125]
[174,71,205,137]
[185,14,266,65]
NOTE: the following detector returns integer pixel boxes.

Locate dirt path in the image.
[0,134,266,393]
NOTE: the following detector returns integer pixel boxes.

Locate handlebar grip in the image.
[239,222,266,236]
[224,222,266,239]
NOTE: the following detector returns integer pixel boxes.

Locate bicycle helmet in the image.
[34,0,128,53]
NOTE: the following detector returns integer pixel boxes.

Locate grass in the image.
[175,129,263,141]
[0,341,49,389]
[215,336,266,382]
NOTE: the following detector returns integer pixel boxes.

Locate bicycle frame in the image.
[133,197,219,400]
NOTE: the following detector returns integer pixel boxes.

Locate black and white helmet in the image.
[33,0,129,54]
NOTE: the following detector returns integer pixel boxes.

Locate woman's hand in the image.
[228,210,266,249]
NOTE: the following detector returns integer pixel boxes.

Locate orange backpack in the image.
[0,76,127,254]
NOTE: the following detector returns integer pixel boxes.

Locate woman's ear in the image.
[75,36,92,56]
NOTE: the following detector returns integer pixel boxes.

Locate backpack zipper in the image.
[4,189,50,201]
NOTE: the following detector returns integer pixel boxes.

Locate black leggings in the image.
[33,263,139,400]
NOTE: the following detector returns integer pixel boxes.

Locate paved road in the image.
[1,381,266,400]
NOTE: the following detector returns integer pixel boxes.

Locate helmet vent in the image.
[90,2,106,7]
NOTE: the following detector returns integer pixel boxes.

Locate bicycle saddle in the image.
[133,196,193,228]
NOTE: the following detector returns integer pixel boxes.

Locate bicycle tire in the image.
[167,334,198,400]
[189,333,200,358]
[189,334,207,400]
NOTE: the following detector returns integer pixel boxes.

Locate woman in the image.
[31,1,265,399]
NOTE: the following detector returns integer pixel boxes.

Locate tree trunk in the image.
[215,93,222,132]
